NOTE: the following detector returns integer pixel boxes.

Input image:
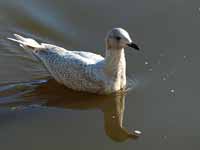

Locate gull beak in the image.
[127,42,140,51]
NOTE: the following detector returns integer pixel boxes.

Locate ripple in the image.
[0,80,48,104]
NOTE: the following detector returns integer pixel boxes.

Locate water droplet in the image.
[162,73,169,81]
[134,130,142,135]
[183,55,191,63]
[148,68,153,72]
[170,89,175,93]
[112,115,116,119]
[145,61,149,65]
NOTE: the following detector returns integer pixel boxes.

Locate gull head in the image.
[106,28,140,51]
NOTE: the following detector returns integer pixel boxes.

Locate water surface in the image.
[0,0,200,149]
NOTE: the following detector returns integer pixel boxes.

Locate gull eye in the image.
[115,36,121,41]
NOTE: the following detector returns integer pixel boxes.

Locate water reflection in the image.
[0,79,140,142]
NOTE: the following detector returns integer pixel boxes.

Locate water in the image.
[0,0,200,149]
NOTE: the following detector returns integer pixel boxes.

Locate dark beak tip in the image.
[134,45,140,50]
[127,43,140,51]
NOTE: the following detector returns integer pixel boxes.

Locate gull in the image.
[8,28,140,94]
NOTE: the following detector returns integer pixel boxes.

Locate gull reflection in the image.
[1,79,141,142]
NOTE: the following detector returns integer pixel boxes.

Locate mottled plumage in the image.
[8,28,139,94]
[36,43,106,93]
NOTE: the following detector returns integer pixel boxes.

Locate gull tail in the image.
[8,34,43,51]
[0,34,50,84]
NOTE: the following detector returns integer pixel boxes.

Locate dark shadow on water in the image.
[0,79,141,142]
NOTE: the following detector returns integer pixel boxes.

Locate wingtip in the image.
[7,33,20,41]
[7,37,16,41]
[7,37,24,44]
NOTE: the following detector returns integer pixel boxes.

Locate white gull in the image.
[8,28,140,94]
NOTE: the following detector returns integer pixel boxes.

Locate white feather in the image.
[8,28,132,94]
